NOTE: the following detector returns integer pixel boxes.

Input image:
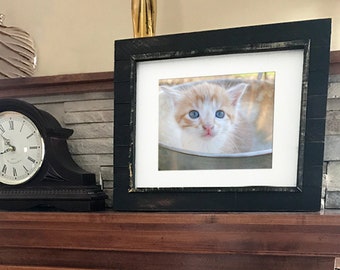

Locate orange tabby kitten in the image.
[159,81,260,154]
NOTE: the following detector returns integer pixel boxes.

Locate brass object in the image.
[0,14,37,78]
[131,0,157,38]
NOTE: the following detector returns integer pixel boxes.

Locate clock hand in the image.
[0,135,16,150]
[0,144,15,154]
[0,148,11,154]
[1,135,12,148]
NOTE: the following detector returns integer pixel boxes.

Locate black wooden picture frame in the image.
[113,19,331,211]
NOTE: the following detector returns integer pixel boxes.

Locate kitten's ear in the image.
[226,83,248,106]
[159,85,182,104]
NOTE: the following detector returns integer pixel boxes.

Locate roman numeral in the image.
[20,121,25,132]
[23,165,29,173]
[0,124,4,133]
[29,146,39,150]
[1,164,7,174]
[27,156,36,163]
[9,120,14,130]
[26,133,34,139]
[13,167,17,177]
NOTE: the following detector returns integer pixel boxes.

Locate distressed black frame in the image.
[113,19,331,211]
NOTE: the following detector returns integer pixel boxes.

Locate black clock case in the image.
[0,99,107,211]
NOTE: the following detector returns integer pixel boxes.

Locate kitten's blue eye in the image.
[189,110,199,119]
[215,110,225,118]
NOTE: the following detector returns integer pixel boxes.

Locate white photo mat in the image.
[135,49,304,188]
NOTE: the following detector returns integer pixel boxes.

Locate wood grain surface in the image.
[0,211,339,269]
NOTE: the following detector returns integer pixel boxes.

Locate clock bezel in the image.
[0,110,45,185]
[0,99,48,186]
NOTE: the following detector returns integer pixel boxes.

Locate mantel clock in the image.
[0,99,107,211]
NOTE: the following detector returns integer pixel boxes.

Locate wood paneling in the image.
[0,211,339,269]
[330,51,340,75]
[0,72,113,98]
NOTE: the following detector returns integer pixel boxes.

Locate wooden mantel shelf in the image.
[0,211,339,269]
[0,71,114,98]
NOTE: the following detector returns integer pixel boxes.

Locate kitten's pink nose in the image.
[203,124,214,135]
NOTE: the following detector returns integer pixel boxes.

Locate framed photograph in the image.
[114,19,331,211]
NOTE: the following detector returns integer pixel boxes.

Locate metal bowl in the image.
[159,144,272,170]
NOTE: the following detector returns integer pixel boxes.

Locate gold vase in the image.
[131,0,157,38]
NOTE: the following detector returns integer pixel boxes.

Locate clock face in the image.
[0,111,45,185]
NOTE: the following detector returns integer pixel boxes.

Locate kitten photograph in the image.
[159,73,275,170]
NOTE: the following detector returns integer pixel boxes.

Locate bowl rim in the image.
[159,143,272,158]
